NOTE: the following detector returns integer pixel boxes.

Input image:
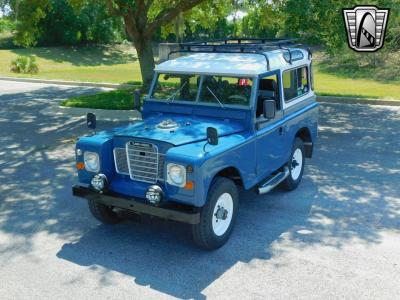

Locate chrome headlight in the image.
[84,152,100,172]
[167,163,186,187]
[91,174,108,192]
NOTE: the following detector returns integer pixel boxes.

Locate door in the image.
[255,72,287,180]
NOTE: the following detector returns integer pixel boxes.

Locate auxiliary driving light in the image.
[146,185,163,205]
[91,174,108,192]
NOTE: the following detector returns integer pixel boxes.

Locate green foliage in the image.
[0,18,15,48]
[12,0,50,47]
[385,1,400,50]
[8,0,126,47]
[1,0,400,53]
[240,1,280,38]
[61,87,143,110]
[276,0,400,53]
[317,47,400,82]
[10,55,39,73]
[0,18,15,32]
[157,1,232,41]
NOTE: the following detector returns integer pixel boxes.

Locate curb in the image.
[317,96,400,106]
[0,76,134,89]
[40,105,141,122]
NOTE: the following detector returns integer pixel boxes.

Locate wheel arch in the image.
[295,127,313,158]
[214,166,244,188]
[196,165,243,208]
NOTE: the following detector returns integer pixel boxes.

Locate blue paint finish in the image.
[114,114,246,146]
[164,132,256,206]
[76,131,115,184]
[74,67,319,209]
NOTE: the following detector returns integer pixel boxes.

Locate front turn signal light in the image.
[184,181,194,190]
[76,162,85,170]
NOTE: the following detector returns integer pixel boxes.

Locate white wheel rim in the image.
[291,148,303,181]
[212,193,234,236]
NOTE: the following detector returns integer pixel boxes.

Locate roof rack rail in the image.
[166,38,312,70]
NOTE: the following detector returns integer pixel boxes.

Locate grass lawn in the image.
[61,88,142,110]
[315,70,400,99]
[1,45,399,109]
[0,45,143,83]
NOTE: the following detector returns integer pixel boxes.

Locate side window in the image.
[283,66,309,102]
[256,74,279,118]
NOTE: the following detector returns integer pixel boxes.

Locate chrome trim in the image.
[84,151,100,173]
[258,167,290,194]
[166,163,187,188]
[113,148,130,175]
[126,142,159,184]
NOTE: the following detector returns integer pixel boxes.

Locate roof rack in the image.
[167,38,312,71]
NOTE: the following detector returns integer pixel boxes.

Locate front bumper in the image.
[72,185,200,224]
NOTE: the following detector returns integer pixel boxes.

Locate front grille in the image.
[126,142,160,183]
[113,148,129,175]
[114,142,165,183]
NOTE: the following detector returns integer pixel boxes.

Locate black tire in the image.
[192,177,239,250]
[281,137,305,191]
[88,199,121,224]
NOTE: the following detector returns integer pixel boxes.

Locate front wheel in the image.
[88,199,121,224]
[192,177,239,250]
[281,137,305,191]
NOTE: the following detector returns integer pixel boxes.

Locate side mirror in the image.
[263,100,276,120]
[133,90,141,111]
[207,127,218,145]
[87,112,96,130]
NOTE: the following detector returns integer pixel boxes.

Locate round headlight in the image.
[84,152,100,172]
[167,164,186,187]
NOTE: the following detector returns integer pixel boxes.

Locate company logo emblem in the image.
[343,6,389,52]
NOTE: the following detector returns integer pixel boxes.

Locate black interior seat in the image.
[257,79,279,117]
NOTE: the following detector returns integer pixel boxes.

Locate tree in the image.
[102,0,208,86]
[2,0,214,86]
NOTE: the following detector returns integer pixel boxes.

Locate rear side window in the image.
[283,66,309,102]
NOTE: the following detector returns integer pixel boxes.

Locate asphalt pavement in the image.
[0,80,399,299]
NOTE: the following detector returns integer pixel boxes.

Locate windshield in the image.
[151,73,253,107]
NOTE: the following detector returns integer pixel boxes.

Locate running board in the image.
[257,167,290,194]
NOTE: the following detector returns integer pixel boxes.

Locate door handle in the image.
[279,127,284,135]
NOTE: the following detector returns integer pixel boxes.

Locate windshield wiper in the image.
[166,81,188,103]
[206,86,224,108]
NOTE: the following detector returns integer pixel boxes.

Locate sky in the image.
[0,4,11,17]
[227,11,248,22]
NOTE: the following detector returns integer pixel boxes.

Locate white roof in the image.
[155,49,310,76]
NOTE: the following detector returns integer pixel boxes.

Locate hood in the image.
[114,115,245,146]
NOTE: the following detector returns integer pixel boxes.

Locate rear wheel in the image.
[192,177,239,250]
[88,199,121,224]
[282,137,305,191]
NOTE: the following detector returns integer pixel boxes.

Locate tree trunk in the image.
[133,35,155,89]
[122,13,155,89]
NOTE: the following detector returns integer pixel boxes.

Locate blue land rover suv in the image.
[73,38,319,250]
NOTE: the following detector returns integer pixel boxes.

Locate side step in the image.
[257,167,290,194]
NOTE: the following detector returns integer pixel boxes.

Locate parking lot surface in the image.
[0,80,399,299]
